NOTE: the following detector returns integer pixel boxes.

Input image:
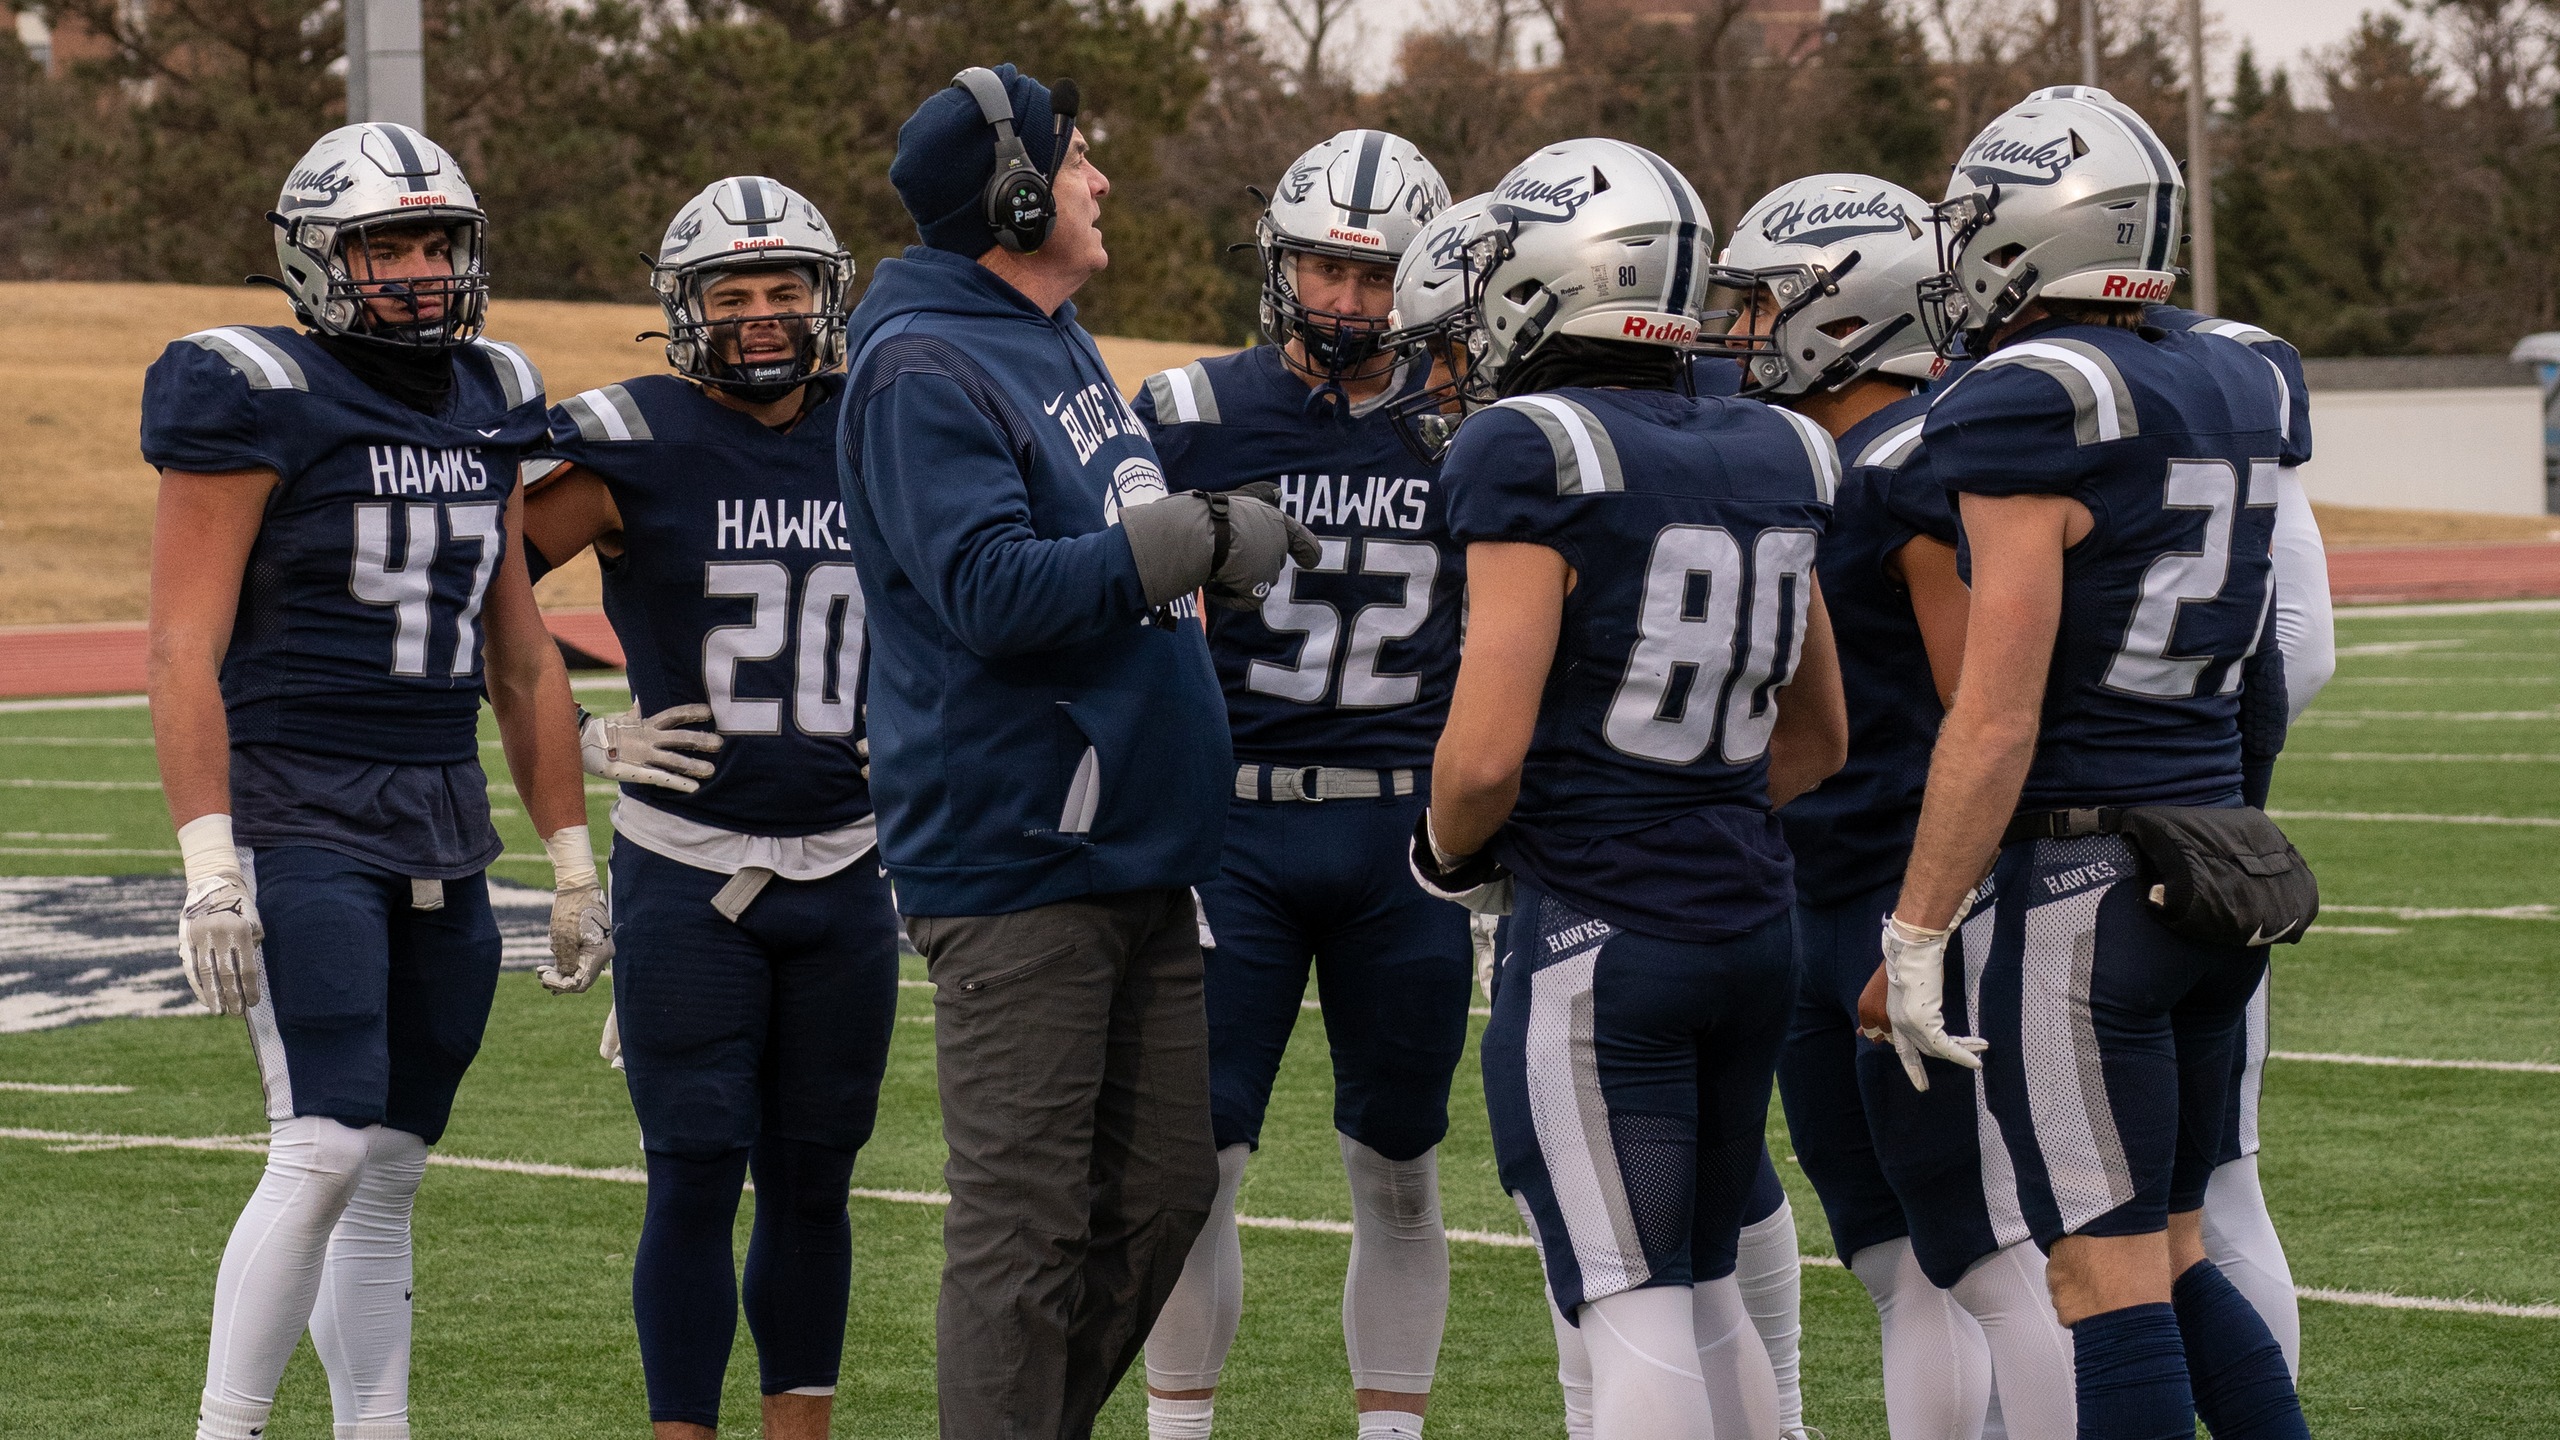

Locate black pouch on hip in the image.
[2117,806,2320,948]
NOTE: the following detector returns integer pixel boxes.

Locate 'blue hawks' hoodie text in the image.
[836,246,1232,916]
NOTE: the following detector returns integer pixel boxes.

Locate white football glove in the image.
[580,703,722,793]
[539,825,613,994]
[175,814,263,1015]
[1470,912,1501,1005]
[1407,812,1514,916]
[1881,912,1988,1091]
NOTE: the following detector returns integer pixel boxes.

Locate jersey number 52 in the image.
[1605,524,1817,766]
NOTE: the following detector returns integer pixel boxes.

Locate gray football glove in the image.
[580,703,722,793]
[1120,482,1321,609]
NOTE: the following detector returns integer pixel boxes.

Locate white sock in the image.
[1735,1200,1805,1431]
[1519,1193,1594,1439]
[1341,1135,1449,1396]
[1145,1144,1251,1394]
[311,1126,428,1435]
[1950,1241,2076,1440]
[2203,1154,2300,1379]
[1147,1394,1215,1440]
[1357,1410,1426,1438]
[1693,1273,1779,1440]
[1849,1238,1992,1440]
[202,1116,374,1431]
[1580,1286,1710,1440]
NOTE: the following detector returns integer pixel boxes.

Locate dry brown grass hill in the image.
[0,281,1225,623]
[3,280,2550,626]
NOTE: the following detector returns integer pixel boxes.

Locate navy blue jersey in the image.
[1685,355,1746,397]
[2146,306,2311,468]
[140,325,548,764]
[1445,388,1839,942]
[1133,347,1460,770]
[1926,321,2286,810]
[535,374,869,837]
[1779,390,1957,905]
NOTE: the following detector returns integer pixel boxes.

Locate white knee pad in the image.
[2203,1154,2299,1379]
[312,1127,429,1432]
[1692,1274,1779,1440]
[200,1117,378,1437]
[1341,1135,1449,1396]
[1849,1237,1993,1440]
[1951,1241,2076,1440]
[1580,1286,1710,1440]
[1144,1143,1251,1395]
[1734,1200,1804,1430]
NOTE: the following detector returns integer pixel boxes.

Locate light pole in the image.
[346,0,425,129]
[2081,0,2099,87]
[2186,0,2216,313]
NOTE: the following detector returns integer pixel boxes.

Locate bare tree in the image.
[1263,0,1360,87]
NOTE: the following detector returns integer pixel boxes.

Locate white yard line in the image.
[0,778,161,790]
[2330,677,2555,686]
[2294,711,2560,723]
[2268,810,2560,827]
[2273,1051,2560,1076]
[6,737,153,747]
[0,847,177,857]
[0,1126,2545,1315]
[2299,753,2560,763]
[2325,903,2556,921]
[2336,599,2560,619]
[2307,925,2403,935]
[0,1081,133,1094]
[0,696,151,714]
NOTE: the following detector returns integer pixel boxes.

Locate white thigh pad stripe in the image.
[1961,903,2032,1249]
[1524,945,1647,1298]
[2017,846,2137,1232]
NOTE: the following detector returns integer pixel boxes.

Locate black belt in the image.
[2002,807,2131,847]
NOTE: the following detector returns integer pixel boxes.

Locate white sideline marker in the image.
[0,1126,2544,1317]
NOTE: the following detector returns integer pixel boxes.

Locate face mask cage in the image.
[1265,241,1399,383]
[1920,190,2002,356]
[292,211,490,349]
[655,255,853,401]
[1378,317,1497,463]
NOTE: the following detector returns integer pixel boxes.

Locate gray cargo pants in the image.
[906,887,1218,1439]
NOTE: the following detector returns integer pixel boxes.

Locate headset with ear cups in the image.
[954,66,1080,254]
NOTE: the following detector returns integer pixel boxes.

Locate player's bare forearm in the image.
[520,462,625,565]
[1767,580,1848,809]
[1894,494,2071,931]
[146,469,275,827]
[1429,542,1566,858]
[484,493,589,837]
[1897,535,1971,709]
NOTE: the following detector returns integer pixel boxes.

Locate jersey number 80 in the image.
[1604,524,1817,766]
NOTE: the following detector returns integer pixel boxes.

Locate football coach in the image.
[838,64,1317,1437]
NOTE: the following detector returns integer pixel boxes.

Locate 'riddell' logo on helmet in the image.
[1758,191,1913,249]
[1621,314,1698,344]
[2097,273,2174,301]
[1956,123,2076,187]
[728,237,788,251]
[1490,172,1593,226]
[1327,226,1385,248]
[395,193,450,207]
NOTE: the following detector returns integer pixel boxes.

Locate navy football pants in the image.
[1195,791,1472,1163]
[1973,836,2263,1244]
[1779,879,2026,1286]
[608,844,901,1425]
[242,845,501,1145]
[1485,884,1793,1317]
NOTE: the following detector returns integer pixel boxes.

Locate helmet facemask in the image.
[654,258,852,403]
[1919,188,2006,356]
[1262,230,1400,386]
[281,211,489,350]
[1378,312,1497,463]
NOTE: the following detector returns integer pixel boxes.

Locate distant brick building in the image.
[1589,0,1823,57]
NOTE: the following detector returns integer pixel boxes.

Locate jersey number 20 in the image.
[702,560,864,736]
[1605,524,1817,765]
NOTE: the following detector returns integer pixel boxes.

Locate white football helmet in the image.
[1258,130,1450,378]
[1380,192,1498,460]
[650,176,856,401]
[1468,138,1718,385]
[268,123,488,349]
[1922,85,2185,352]
[1709,173,1939,396]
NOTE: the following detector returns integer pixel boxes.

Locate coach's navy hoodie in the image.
[837,246,1230,917]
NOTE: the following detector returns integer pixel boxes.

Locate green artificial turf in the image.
[2,609,2556,1435]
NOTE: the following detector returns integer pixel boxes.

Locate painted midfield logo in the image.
[1758,191,1914,248]
[1957,123,2077,187]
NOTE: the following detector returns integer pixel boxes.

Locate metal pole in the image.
[347,0,425,130]
[2186,0,2216,314]
[2081,0,2099,86]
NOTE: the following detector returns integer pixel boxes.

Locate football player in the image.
[142,123,599,1440]
[1409,137,1848,1440]
[519,177,896,1440]
[1716,171,2089,1439]
[1132,130,1465,1440]
[1887,88,2312,1439]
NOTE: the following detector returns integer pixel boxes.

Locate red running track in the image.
[2,548,2556,698]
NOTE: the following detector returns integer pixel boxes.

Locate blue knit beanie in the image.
[891,64,1060,257]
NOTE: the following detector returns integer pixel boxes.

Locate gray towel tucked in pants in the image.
[907,887,1219,1439]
